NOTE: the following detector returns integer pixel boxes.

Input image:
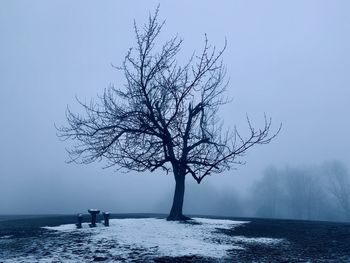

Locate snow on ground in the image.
[0,235,13,239]
[39,217,283,260]
[232,236,284,245]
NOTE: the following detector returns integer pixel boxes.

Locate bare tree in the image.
[251,166,284,218]
[324,161,350,220]
[57,8,280,221]
[251,166,325,220]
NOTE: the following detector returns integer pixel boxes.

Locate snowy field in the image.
[1,217,283,262]
[1,215,350,262]
[44,218,253,259]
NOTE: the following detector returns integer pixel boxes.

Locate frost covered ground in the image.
[0,217,284,262]
[1,214,350,262]
[44,218,253,259]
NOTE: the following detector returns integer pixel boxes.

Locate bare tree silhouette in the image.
[325,161,350,220]
[57,8,280,220]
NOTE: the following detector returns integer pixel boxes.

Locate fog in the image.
[1,1,349,219]
[153,161,350,222]
[248,161,350,221]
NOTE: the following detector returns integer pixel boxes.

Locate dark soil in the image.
[221,217,350,262]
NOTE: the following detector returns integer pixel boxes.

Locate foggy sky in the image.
[1,0,349,214]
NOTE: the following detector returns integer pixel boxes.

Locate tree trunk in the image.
[167,172,191,221]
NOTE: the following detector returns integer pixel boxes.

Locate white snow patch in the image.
[0,235,13,239]
[40,217,285,260]
[232,236,284,245]
[2,218,286,262]
[44,217,248,259]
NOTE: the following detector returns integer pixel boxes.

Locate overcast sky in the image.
[1,0,349,214]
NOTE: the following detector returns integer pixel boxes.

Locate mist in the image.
[1,1,349,219]
[153,161,350,222]
[247,161,350,222]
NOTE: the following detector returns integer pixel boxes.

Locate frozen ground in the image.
[44,218,253,259]
[0,217,284,262]
[1,214,350,262]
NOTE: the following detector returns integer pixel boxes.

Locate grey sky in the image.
[1,0,349,214]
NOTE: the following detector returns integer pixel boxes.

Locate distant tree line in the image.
[250,161,350,222]
[160,161,350,222]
